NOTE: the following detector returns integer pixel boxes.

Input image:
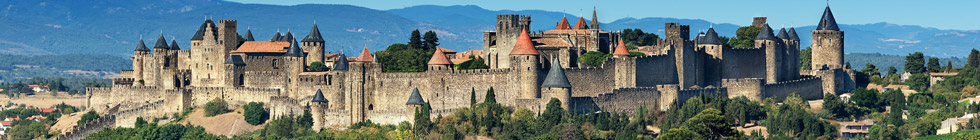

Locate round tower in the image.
[510,28,541,99]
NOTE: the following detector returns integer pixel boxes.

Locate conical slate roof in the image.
[816,6,840,31]
[542,58,571,88]
[755,24,777,40]
[572,17,589,30]
[405,87,425,105]
[153,34,169,49]
[224,55,246,65]
[191,19,216,40]
[428,48,452,65]
[270,32,282,41]
[333,53,349,71]
[613,39,630,56]
[170,40,181,50]
[134,39,150,52]
[244,29,255,41]
[283,39,305,57]
[699,28,723,45]
[510,28,540,55]
[302,24,325,42]
[311,89,328,103]
[787,27,800,41]
[358,48,374,62]
[776,28,790,40]
[555,17,571,30]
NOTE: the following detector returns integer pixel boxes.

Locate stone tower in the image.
[485,15,529,69]
[541,58,571,110]
[427,48,453,71]
[133,38,151,86]
[510,28,541,99]
[811,6,844,70]
[757,24,784,83]
[302,23,325,65]
[310,89,329,130]
[665,23,699,88]
[283,39,306,98]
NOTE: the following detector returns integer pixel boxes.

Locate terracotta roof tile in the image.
[613,39,630,56]
[572,17,589,30]
[555,17,571,30]
[231,41,294,53]
[358,48,374,62]
[510,28,540,55]
[428,48,453,65]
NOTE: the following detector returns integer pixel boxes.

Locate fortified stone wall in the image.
[635,53,678,87]
[722,48,766,79]
[594,87,661,113]
[763,77,824,100]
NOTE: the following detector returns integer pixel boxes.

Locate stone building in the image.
[87,6,855,131]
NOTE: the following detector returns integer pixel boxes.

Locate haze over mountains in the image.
[1,0,978,57]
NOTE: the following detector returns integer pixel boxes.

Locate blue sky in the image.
[227,0,980,30]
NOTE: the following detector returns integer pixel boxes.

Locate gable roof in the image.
[283,39,305,57]
[311,89,328,103]
[816,6,840,31]
[542,58,571,88]
[191,19,217,41]
[509,28,540,55]
[244,29,255,41]
[572,17,589,30]
[224,55,246,65]
[170,40,181,50]
[428,48,453,65]
[613,39,630,56]
[755,24,777,40]
[333,53,349,71]
[135,39,150,52]
[555,17,571,30]
[302,24,325,42]
[699,28,723,45]
[153,34,169,49]
[787,27,800,41]
[406,87,425,105]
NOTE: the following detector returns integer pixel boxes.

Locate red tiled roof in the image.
[231,41,295,53]
[613,39,630,56]
[428,48,453,65]
[358,48,374,62]
[555,17,571,30]
[510,28,540,55]
[572,17,589,30]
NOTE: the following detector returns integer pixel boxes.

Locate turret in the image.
[541,58,571,110]
[811,5,845,70]
[510,28,541,99]
[428,48,453,71]
[302,24,325,65]
[757,24,784,83]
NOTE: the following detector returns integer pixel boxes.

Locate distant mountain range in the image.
[1,0,978,57]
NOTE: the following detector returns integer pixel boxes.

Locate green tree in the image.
[927,57,942,73]
[409,29,423,49]
[579,51,612,67]
[800,47,812,70]
[484,87,496,104]
[77,110,99,125]
[307,62,327,72]
[728,26,761,48]
[204,99,228,117]
[686,108,738,139]
[423,31,439,50]
[905,52,926,74]
[244,102,268,125]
